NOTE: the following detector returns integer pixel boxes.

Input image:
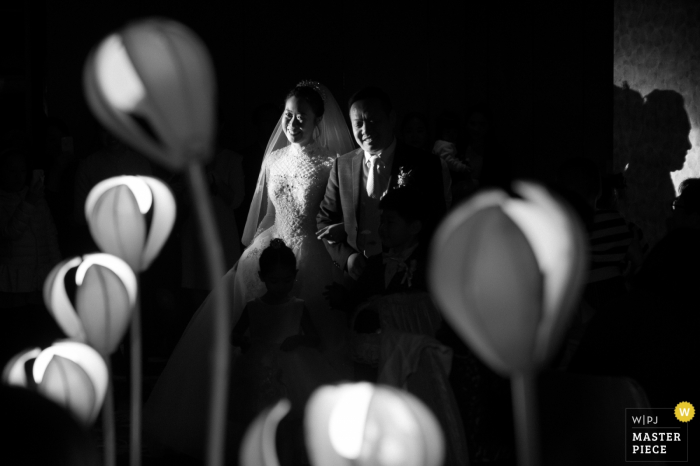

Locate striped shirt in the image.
[588,209,633,283]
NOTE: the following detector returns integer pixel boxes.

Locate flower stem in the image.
[511,371,541,466]
[103,358,116,466]
[187,162,229,466]
[130,289,142,466]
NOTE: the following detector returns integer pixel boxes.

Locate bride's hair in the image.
[259,238,297,275]
[286,84,325,119]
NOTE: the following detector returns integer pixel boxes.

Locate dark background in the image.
[0,0,612,183]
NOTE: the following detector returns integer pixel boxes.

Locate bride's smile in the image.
[282,95,321,146]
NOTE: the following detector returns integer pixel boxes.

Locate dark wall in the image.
[0,1,46,159]
[41,0,611,181]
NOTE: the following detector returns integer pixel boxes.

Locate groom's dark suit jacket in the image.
[316,140,446,277]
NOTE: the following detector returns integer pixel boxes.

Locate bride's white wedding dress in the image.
[144,85,354,460]
[233,140,351,353]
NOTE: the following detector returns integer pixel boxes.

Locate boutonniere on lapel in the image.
[396,166,413,188]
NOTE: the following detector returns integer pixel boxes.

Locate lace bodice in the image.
[265,141,336,249]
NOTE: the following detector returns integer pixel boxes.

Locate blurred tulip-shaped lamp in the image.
[428,181,588,466]
[3,341,109,426]
[83,18,229,466]
[44,253,137,466]
[84,175,175,466]
[303,382,445,466]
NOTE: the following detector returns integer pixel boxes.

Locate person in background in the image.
[400,112,451,209]
[460,105,511,195]
[634,178,700,296]
[569,178,700,406]
[432,110,471,204]
[0,148,63,364]
[556,157,633,312]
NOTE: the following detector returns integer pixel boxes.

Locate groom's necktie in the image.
[367,155,386,199]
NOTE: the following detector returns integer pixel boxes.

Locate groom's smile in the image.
[350,98,396,154]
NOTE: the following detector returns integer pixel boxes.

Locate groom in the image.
[316,86,446,283]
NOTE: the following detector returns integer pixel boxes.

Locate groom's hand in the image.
[316,223,347,244]
[347,253,366,280]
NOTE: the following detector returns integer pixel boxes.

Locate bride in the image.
[143,81,355,460]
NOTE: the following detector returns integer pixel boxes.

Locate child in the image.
[432,111,472,177]
[230,238,320,406]
[228,238,330,463]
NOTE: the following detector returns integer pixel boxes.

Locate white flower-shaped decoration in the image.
[2,340,109,425]
[43,254,138,356]
[428,180,588,374]
[239,399,291,466]
[85,175,175,273]
[304,382,444,466]
[83,18,216,171]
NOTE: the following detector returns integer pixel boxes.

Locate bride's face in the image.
[282,96,320,146]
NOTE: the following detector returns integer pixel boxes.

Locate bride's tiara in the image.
[297,80,326,102]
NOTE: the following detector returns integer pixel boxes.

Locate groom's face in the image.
[350,99,396,154]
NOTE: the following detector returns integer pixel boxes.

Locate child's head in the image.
[378,188,427,251]
[258,239,297,297]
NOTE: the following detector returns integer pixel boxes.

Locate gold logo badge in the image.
[674,402,695,422]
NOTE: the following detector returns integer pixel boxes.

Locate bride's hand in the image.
[316,223,347,244]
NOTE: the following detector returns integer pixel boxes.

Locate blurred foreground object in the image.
[83,18,215,170]
[429,181,588,466]
[85,175,176,273]
[304,382,444,466]
[3,340,108,425]
[43,254,137,355]
[239,399,291,466]
[44,253,137,466]
[83,17,228,466]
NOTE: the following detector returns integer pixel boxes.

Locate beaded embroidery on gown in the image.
[235,141,337,323]
[143,141,351,460]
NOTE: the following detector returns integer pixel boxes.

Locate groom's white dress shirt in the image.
[357,138,397,258]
